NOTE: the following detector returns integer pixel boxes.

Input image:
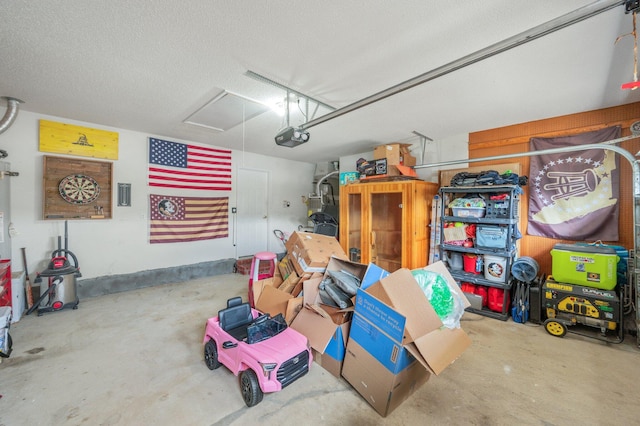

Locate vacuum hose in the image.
[25,276,63,316]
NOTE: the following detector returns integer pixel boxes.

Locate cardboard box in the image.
[313,257,369,308]
[310,348,343,378]
[353,264,471,374]
[342,339,429,417]
[341,262,471,416]
[359,164,418,181]
[253,277,303,324]
[290,258,384,378]
[278,269,300,294]
[285,231,348,276]
[291,304,350,378]
[374,143,416,167]
[278,254,297,280]
[340,171,360,185]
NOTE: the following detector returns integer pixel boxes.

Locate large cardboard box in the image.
[285,231,348,276]
[292,305,350,378]
[374,143,416,167]
[342,340,429,417]
[291,258,388,377]
[253,277,303,325]
[341,262,471,416]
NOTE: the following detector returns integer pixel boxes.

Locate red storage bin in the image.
[488,287,510,313]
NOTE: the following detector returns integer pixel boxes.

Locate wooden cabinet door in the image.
[340,180,438,271]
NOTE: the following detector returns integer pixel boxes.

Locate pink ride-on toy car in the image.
[203,296,312,407]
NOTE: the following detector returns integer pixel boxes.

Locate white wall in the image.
[1,111,314,279]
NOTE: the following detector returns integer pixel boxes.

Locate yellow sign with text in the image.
[39,119,119,160]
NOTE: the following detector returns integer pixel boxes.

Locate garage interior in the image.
[2,1,640,424]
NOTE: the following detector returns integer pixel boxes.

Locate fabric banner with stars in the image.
[527,126,620,241]
[149,194,229,244]
[148,137,232,191]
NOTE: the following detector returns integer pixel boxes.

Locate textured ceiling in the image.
[1,0,639,163]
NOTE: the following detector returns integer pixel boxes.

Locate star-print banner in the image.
[527,126,620,241]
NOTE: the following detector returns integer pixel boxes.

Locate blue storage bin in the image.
[476,225,508,249]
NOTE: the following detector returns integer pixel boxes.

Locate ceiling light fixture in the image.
[244,70,335,148]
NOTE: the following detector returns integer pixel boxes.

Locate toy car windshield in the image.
[246,313,287,344]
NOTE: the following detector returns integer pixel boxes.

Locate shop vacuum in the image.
[26,221,81,317]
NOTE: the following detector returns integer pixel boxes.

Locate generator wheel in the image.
[544,319,567,337]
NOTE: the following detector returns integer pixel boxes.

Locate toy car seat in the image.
[218,298,253,341]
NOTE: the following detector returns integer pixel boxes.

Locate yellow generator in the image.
[542,276,623,343]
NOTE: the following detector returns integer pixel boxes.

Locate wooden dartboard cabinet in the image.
[43,155,113,220]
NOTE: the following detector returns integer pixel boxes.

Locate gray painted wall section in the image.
[76,258,236,298]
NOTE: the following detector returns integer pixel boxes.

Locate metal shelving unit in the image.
[439,185,520,321]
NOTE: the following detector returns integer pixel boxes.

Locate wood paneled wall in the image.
[467,102,640,276]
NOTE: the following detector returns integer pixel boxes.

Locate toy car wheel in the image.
[240,369,263,407]
[204,339,221,370]
[544,319,567,337]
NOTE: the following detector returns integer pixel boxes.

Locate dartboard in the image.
[58,174,101,204]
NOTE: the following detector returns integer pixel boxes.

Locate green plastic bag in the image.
[411,269,464,328]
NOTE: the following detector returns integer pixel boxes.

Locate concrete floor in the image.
[1,273,639,426]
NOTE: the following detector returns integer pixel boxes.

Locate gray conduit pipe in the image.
[413,143,639,195]
[0,97,24,136]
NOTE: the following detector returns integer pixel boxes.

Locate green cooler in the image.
[550,243,618,290]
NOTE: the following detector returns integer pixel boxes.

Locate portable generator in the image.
[542,276,623,342]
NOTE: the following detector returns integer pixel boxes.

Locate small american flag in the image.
[149,194,229,244]
[148,138,232,191]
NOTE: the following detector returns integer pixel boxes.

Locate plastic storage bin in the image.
[550,244,618,290]
[488,287,510,313]
[452,207,485,218]
[463,254,483,274]
[484,255,507,283]
[476,225,508,249]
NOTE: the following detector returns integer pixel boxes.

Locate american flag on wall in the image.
[148,138,232,191]
[149,194,229,244]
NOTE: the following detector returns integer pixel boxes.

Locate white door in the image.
[236,168,269,257]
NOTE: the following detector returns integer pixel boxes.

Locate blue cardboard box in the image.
[341,263,471,416]
[351,265,471,375]
[348,310,414,374]
[342,338,429,417]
